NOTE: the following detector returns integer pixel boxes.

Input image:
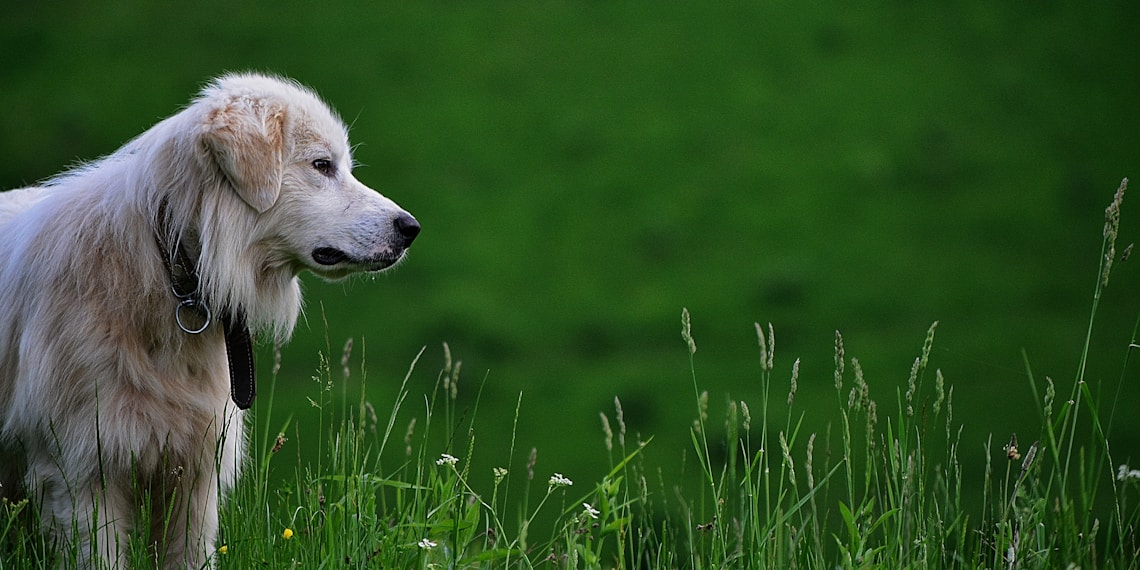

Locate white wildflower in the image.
[1117,464,1140,481]
[582,503,600,519]
[418,538,437,550]
[436,453,458,466]
[549,473,573,488]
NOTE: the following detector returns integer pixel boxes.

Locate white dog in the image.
[0,74,419,568]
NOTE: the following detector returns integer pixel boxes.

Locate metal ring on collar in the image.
[175,297,211,334]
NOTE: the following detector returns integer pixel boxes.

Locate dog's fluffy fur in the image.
[0,74,418,568]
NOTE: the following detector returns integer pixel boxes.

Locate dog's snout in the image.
[394,212,420,246]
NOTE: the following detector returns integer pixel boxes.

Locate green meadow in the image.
[2,2,1140,566]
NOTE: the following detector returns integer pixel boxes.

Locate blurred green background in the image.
[3,2,1139,509]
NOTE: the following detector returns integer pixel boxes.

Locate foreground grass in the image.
[2,180,1138,568]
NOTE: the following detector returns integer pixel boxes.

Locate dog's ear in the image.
[204,97,286,213]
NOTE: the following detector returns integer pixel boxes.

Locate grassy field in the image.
[2,2,1140,566]
[3,184,1138,567]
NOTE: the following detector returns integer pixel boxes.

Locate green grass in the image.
[3,180,1139,568]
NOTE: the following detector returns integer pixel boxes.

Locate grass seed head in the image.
[921,321,938,370]
[681,308,697,355]
[615,396,627,448]
[779,431,795,485]
[272,343,282,376]
[599,412,613,452]
[933,369,945,415]
[946,385,954,432]
[698,390,709,425]
[404,417,417,457]
[906,357,919,417]
[848,357,868,412]
[805,433,816,490]
[834,330,845,392]
[442,342,453,376]
[1044,377,1055,422]
[1102,178,1128,287]
[449,361,461,400]
[767,323,775,371]
[364,400,378,431]
[756,323,768,372]
[787,358,800,407]
[1019,441,1039,478]
[341,337,353,380]
[867,400,878,447]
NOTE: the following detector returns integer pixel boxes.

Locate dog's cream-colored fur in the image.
[0,74,418,568]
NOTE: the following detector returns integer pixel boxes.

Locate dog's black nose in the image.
[394,213,421,246]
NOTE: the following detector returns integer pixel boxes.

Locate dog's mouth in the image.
[312,247,350,266]
[311,247,405,273]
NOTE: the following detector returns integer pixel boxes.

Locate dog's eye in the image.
[312,159,334,176]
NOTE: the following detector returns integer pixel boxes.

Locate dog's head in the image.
[198,73,419,280]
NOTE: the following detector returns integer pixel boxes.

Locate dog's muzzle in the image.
[311,212,420,269]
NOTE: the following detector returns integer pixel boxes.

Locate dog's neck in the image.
[154,215,257,411]
[163,234,204,309]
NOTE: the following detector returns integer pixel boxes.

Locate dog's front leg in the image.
[147,461,220,570]
[31,468,132,569]
[89,484,133,569]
